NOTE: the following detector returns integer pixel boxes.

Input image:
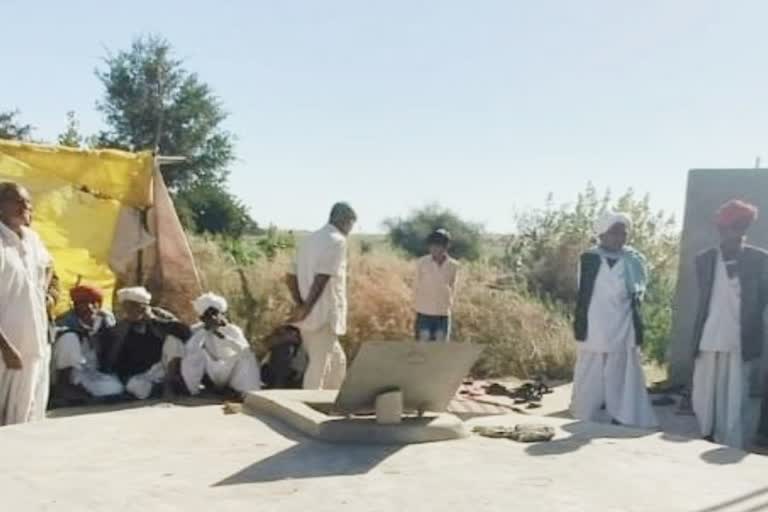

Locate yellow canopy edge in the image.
[0,140,154,208]
[0,140,155,314]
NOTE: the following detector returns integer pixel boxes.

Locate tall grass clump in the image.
[192,237,576,378]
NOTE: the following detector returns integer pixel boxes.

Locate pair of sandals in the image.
[485,380,553,409]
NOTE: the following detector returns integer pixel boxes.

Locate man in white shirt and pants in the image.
[0,182,53,425]
[287,203,356,390]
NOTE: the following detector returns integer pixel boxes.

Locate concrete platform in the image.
[244,389,468,444]
[3,403,768,511]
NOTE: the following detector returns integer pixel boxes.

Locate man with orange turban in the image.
[52,284,123,404]
[691,199,768,449]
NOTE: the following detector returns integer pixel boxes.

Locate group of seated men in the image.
[51,285,262,405]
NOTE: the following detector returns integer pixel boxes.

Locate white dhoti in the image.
[693,352,759,449]
[179,324,262,395]
[125,335,185,400]
[54,332,123,397]
[571,346,658,428]
[0,346,50,425]
[570,256,658,429]
[300,325,347,390]
[181,350,262,395]
[691,252,757,449]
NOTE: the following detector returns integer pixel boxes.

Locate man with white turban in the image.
[570,211,658,429]
[178,293,261,396]
[691,200,768,449]
[99,287,191,400]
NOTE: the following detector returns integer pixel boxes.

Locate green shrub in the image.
[503,184,679,364]
[384,204,484,261]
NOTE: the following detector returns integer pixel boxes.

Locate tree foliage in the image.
[94,35,255,236]
[385,204,484,260]
[58,111,84,147]
[175,183,257,238]
[503,184,679,363]
[94,35,235,191]
[0,109,33,141]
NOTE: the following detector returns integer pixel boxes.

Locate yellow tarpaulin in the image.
[0,140,154,313]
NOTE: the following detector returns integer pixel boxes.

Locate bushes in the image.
[384,204,484,261]
[175,183,258,238]
[192,236,576,378]
[502,184,679,364]
[191,184,679,378]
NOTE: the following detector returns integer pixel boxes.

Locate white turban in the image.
[593,211,632,236]
[117,286,152,305]
[193,292,228,316]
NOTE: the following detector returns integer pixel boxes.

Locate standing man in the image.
[413,229,460,342]
[286,202,356,390]
[692,200,768,449]
[570,212,658,429]
[0,182,53,425]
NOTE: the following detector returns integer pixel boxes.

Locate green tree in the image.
[58,111,83,147]
[94,35,256,236]
[94,35,235,191]
[385,204,484,260]
[0,109,33,141]
[504,184,679,363]
[175,183,257,237]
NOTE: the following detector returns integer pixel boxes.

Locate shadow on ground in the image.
[524,420,656,457]
[213,415,403,486]
[700,446,750,466]
[47,396,223,419]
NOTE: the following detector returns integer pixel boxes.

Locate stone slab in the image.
[4,404,768,511]
[244,390,469,444]
[334,341,482,414]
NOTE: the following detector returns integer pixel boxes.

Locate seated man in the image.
[100,287,191,400]
[52,285,123,403]
[180,293,261,396]
[261,325,307,390]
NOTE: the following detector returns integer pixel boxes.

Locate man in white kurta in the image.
[180,293,261,395]
[0,182,52,426]
[287,203,356,390]
[570,212,658,429]
[691,200,767,449]
[53,285,123,400]
[692,254,756,448]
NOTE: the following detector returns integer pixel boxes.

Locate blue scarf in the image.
[587,245,648,301]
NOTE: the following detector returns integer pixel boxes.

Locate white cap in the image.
[192,292,228,316]
[593,211,632,236]
[117,286,152,305]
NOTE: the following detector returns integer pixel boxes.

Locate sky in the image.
[3,0,768,233]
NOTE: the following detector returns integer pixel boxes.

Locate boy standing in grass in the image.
[413,229,460,342]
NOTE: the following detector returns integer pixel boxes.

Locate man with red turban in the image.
[691,199,768,449]
[51,284,123,404]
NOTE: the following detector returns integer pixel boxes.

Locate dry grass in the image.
[191,237,576,379]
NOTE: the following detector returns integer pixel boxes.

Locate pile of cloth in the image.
[472,424,556,443]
